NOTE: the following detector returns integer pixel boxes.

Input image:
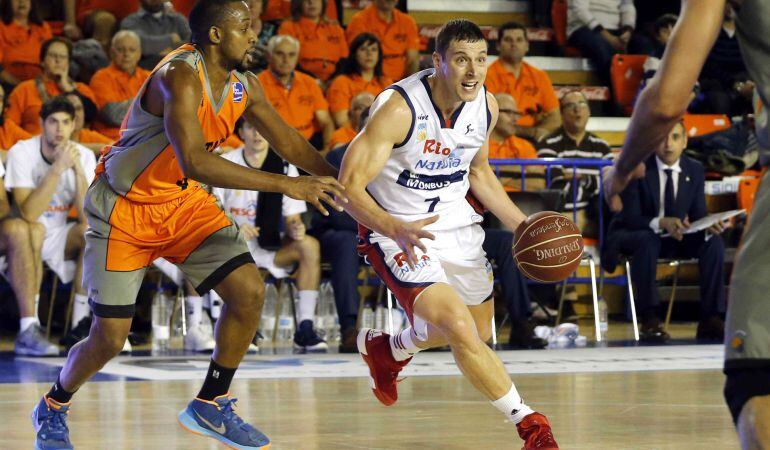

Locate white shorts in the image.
[43,222,77,283]
[359,224,493,337]
[247,240,292,279]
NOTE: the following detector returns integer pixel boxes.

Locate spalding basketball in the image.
[513,211,584,283]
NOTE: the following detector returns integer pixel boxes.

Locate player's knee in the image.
[438,315,478,345]
[476,322,493,343]
[90,321,129,357]
[0,218,29,240]
[298,236,321,263]
[237,279,265,312]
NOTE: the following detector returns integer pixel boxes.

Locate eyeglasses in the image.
[499,108,521,116]
[561,101,589,111]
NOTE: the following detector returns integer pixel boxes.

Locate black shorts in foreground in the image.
[723,363,770,424]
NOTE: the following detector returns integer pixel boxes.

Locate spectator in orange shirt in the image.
[486,22,561,143]
[262,0,338,23]
[489,93,543,191]
[278,0,347,83]
[63,0,140,50]
[0,84,31,152]
[345,0,419,81]
[6,37,98,135]
[0,0,53,87]
[329,91,373,149]
[65,93,111,155]
[257,35,335,151]
[326,32,392,127]
[89,30,150,140]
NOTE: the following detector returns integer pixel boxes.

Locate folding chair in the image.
[610,54,647,116]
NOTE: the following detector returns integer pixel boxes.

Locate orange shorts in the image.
[83,177,253,318]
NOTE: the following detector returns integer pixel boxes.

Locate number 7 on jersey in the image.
[424,196,440,213]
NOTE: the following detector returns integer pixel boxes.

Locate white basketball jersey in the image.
[367,69,491,231]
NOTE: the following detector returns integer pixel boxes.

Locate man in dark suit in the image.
[603,121,727,342]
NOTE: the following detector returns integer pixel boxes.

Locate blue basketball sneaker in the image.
[31,396,73,450]
[178,394,271,449]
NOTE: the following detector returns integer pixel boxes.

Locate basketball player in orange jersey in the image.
[603,1,770,448]
[31,1,346,449]
[339,20,558,449]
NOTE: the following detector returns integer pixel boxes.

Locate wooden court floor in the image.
[2,369,738,449]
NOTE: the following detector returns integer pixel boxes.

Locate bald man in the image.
[488,93,542,191]
[329,92,374,151]
[90,30,151,139]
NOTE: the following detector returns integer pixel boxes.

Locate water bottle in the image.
[375,301,388,330]
[597,296,609,341]
[361,300,375,329]
[261,283,278,338]
[276,283,295,341]
[314,283,329,335]
[151,292,171,353]
[322,282,340,342]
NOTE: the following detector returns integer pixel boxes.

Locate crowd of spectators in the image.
[0,0,751,352]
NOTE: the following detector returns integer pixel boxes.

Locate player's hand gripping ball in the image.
[513,211,584,282]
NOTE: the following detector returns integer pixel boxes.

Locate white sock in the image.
[491,383,535,424]
[389,327,422,361]
[185,295,204,326]
[20,316,39,332]
[34,294,40,317]
[297,290,318,323]
[71,294,90,325]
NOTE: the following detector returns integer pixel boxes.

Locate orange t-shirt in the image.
[257,70,328,139]
[278,18,347,81]
[89,63,151,139]
[262,0,338,22]
[325,73,392,114]
[329,125,357,149]
[485,60,559,128]
[6,78,98,134]
[0,21,53,81]
[489,135,537,159]
[0,119,32,150]
[345,4,419,81]
[78,128,113,145]
[76,0,140,25]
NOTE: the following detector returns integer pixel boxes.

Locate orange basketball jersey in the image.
[95,44,250,204]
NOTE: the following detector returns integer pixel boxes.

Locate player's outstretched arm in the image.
[606,0,726,210]
[469,93,528,230]
[160,62,344,215]
[243,72,340,178]
[339,93,437,267]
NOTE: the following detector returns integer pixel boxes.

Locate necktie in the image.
[664,168,676,217]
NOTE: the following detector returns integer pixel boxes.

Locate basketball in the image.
[513,211,584,283]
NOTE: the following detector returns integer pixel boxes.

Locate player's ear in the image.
[431,51,441,70]
[208,26,222,45]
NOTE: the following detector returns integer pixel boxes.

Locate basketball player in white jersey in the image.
[339,20,558,449]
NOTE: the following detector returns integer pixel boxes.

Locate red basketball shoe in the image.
[357,328,411,406]
[516,412,559,449]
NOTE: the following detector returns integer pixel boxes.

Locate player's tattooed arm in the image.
[469,92,527,230]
